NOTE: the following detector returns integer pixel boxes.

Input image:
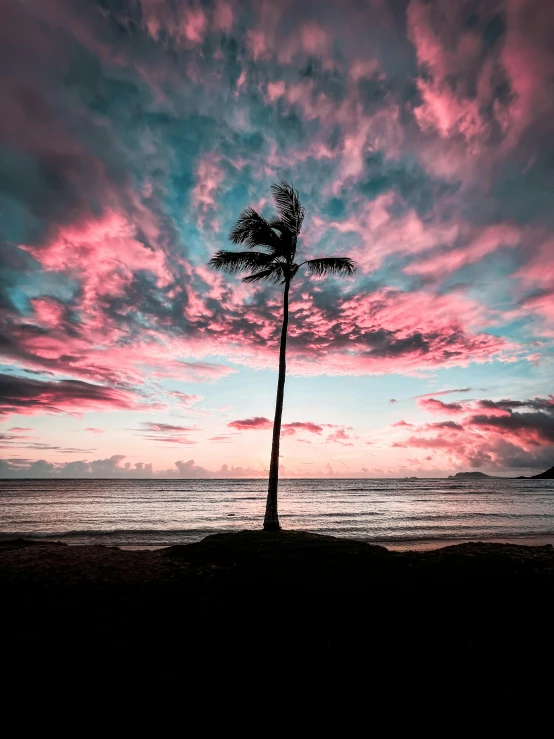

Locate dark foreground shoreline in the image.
[2,530,554,662]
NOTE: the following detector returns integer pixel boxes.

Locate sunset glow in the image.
[1,0,553,478]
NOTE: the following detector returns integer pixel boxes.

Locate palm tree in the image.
[209,182,356,531]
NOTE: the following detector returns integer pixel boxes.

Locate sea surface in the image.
[1,477,554,550]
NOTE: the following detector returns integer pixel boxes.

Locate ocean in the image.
[1,477,553,550]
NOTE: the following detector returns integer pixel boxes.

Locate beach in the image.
[3,479,553,664]
[3,531,553,662]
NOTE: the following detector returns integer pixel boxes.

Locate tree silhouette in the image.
[209,182,356,530]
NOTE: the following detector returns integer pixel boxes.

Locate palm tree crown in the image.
[209,181,356,531]
[209,181,356,284]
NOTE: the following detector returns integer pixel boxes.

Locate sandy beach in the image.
[3,530,553,663]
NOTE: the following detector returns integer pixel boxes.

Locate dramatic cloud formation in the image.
[392,394,554,471]
[0,373,149,418]
[1,0,553,475]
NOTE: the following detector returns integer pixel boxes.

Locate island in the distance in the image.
[448,465,554,480]
[448,471,498,479]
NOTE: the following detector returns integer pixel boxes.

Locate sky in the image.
[1,0,553,479]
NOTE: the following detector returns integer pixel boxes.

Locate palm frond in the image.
[270,181,305,235]
[306,257,357,277]
[268,218,292,237]
[242,267,280,283]
[268,264,286,283]
[229,208,281,250]
[208,250,274,274]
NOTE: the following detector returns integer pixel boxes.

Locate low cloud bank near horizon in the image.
[0,450,551,480]
[0,456,263,480]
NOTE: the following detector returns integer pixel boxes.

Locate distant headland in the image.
[448,465,554,480]
[448,471,498,479]
[528,465,554,479]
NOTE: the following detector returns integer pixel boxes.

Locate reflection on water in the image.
[0,478,553,547]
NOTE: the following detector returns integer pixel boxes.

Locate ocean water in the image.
[1,477,553,550]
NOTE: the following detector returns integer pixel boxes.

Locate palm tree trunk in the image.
[263,279,290,531]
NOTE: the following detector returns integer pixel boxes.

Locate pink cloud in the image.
[7,267,518,392]
[228,416,272,430]
[247,6,330,66]
[393,435,456,450]
[174,362,236,383]
[144,436,198,445]
[424,421,464,432]
[183,8,207,43]
[141,422,197,434]
[405,0,554,181]
[282,421,324,435]
[466,411,554,447]
[413,78,485,143]
[326,428,354,445]
[169,391,203,408]
[518,291,554,334]
[326,192,459,273]
[512,239,554,332]
[405,224,522,277]
[23,211,172,319]
[300,22,328,57]
[246,29,268,60]
[407,0,487,145]
[315,287,515,376]
[138,1,208,46]
[191,154,224,230]
[30,299,66,328]
[414,388,471,400]
[0,373,150,418]
[85,427,105,434]
[227,418,354,441]
[266,81,285,102]
[245,1,285,60]
[392,393,554,470]
[516,238,554,288]
[498,0,554,144]
[138,421,198,446]
[418,398,465,415]
[214,1,234,33]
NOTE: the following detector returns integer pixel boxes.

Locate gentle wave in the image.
[0,528,219,540]
[1,477,553,547]
[3,527,554,548]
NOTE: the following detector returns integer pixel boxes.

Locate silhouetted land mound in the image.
[448,471,496,478]
[530,465,554,479]
[2,531,553,663]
